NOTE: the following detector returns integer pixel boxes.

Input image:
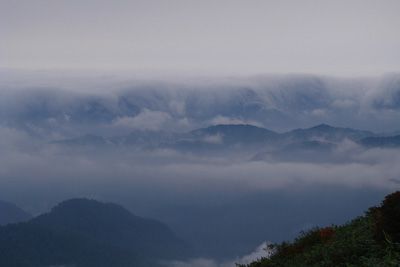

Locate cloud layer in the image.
[1,72,400,136]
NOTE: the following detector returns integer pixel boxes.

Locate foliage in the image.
[240,191,400,267]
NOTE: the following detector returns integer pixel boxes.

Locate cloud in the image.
[331,99,357,109]
[113,109,173,131]
[310,109,327,117]
[2,72,400,133]
[1,134,398,202]
[209,116,262,127]
[165,242,272,267]
[235,242,272,265]
[169,100,186,116]
[202,134,223,144]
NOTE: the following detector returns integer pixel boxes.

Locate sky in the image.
[2,0,400,76]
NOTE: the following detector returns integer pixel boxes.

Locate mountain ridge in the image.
[0,198,191,267]
[0,200,31,226]
[51,123,386,151]
[241,191,400,267]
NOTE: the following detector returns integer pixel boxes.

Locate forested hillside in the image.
[242,191,400,267]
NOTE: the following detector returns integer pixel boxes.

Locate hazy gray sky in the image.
[2,0,400,75]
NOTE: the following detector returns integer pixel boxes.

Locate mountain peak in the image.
[52,198,115,210]
[208,124,264,129]
[45,198,136,223]
[310,123,334,130]
[196,124,276,135]
[0,198,191,266]
[190,124,278,143]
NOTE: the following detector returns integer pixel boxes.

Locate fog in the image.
[0,72,399,261]
[166,242,272,267]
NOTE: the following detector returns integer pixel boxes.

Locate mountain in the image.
[0,200,31,226]
[52,123,376,149]
[51,124,279,152]
[0,198,190,267]
[283,124,374,143]
[51,123,400,155]
[359,135,400,148]
[190,124,278,143]
[250,124,375,162]
[241,191,400,267]
[166,124,278,154]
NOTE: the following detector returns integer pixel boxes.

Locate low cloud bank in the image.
[1,72,400,136]
[0,126,399,199]
[166,242,272,267]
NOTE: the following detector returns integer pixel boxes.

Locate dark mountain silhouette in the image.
[0,198,190,267]
[0,200,31,226]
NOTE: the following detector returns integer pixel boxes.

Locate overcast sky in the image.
[2,0,400,75]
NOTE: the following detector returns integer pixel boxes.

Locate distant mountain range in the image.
[52,124,400,158]
[0,199,191,267]
[283,124,374,142]
[0,201,31,226]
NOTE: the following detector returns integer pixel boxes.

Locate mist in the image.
[0,71,399,262]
